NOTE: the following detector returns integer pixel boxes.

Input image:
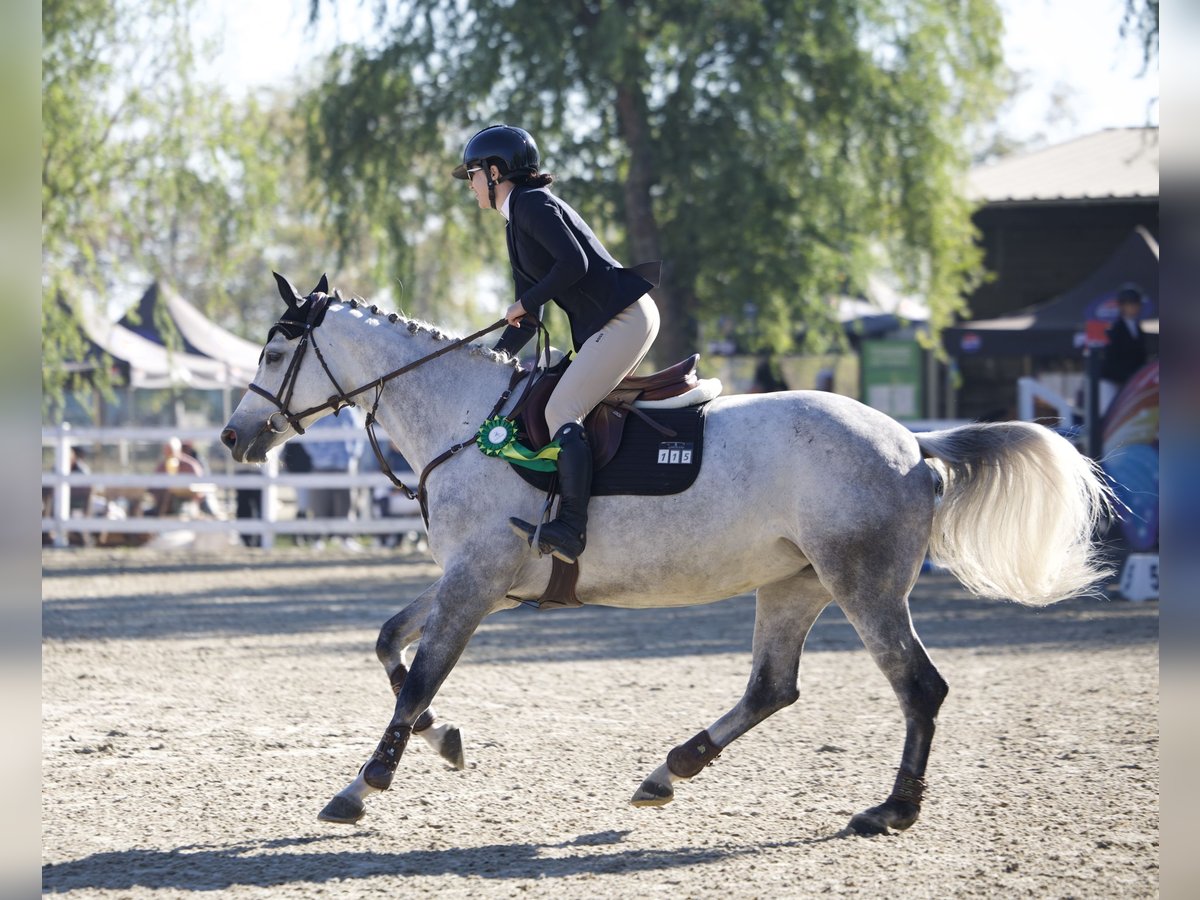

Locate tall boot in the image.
[509,422,592,563]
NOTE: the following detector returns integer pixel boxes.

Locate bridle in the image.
[248,293,510,436]
[246,291,548,523]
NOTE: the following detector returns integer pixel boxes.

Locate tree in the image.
[307,0,1005,364]
[1122,0,1158,73]
[42,0,314,416]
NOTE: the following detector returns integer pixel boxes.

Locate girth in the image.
[517,353,701,471]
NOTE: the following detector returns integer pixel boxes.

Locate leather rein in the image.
[247,293,548,526]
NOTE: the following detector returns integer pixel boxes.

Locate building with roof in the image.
[966,127,1158,321]
[947,128,1158,421]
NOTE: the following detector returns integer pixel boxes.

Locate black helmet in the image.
[452,124,540,180]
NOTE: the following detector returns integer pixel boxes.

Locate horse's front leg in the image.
[374,592,466,772]
[318,565,506,825]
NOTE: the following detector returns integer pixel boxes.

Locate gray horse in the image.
[221,276,1113,834]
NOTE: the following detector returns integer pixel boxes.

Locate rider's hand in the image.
[505,300,527,327]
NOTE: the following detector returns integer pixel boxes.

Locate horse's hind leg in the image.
[837,592,948,835]
[631,569,830,807]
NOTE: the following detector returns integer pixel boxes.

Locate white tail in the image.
[916,422,1114,606]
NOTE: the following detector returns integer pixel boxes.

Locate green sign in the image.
[861,340,922,420]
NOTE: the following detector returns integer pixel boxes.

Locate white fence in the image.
[42,424,425,550]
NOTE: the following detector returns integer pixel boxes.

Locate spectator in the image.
[151,437,207,516]
[279,438,314,545]
[359,438,417,549]
[234,465,263,548]
[749,354,789,393]
[304,411,364,548]
[68,447,93,516]
[1100,286,1149,413]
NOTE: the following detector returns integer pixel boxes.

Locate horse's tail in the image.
[915,422,1114,607]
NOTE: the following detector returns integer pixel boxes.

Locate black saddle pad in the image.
[511,403,709,496]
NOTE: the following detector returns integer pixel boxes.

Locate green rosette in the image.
[475,416,561,472]
[476,416,518,457]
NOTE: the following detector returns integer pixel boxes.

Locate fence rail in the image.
[42,424,424,549]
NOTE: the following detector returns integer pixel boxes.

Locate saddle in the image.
[517,353,721,470]
[504,354,720,613]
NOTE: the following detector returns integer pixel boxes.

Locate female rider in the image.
[454,124,660,564]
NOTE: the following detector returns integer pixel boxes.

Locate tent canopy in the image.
[119,283,260,384]
[944,227,1159,357]
[835,273,930,338]
[55,293,132,381]
[76,283,257,391]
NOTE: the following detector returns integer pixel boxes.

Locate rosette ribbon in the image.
[475,416,561,472]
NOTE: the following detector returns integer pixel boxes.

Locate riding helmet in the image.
[452,125,540,180]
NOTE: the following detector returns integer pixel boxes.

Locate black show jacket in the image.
[1100,318,1148,384]
[494,185,657,356]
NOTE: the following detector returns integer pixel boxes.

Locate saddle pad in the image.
[511,403,709,496]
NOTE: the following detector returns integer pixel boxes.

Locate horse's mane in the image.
[328,288,517,368]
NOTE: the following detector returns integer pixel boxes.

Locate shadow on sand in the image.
[42,829,850,893]
[41,553,1158,660]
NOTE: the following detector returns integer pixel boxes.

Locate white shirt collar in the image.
[500,192,512,221]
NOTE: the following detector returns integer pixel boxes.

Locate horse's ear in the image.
[273,272,302,308]
[313,274,329,295]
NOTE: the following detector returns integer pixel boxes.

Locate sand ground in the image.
[42,546,1158,898]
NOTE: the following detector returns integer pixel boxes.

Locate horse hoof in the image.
[630,778,674,807]
[318,794,365,825]
[848,800,919,835]
[439,726,466,770]
[847,810,888,835]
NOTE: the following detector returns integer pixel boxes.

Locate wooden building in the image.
[949,128,1159,420]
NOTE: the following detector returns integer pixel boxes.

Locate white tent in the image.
[157,283,261,383]
[836,273,929,336]
[78,296,245,391]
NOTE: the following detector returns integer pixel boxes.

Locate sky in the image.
[208,0,1159,149]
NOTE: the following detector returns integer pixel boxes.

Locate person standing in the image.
[1100,286,1148,413]
[454,124,660,564]
[303,410,364,548]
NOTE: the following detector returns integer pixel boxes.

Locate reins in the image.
[249,295,553,526]
[392,317,554,524]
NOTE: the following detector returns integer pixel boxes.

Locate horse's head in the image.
[221,272,343,463]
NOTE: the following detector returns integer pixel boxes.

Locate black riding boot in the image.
[510,423,592,563]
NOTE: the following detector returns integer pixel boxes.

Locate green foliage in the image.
[307,0,1005,363]
[41,0,319,416]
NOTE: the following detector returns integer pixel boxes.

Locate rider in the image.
[454,124,661,564]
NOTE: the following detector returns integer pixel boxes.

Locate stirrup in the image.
[508,517,583,564]
[509,517,538,545]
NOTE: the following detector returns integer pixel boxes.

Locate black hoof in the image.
[318,794,365,825]
[848,799,920,835]
[848,810,888,835]
[630,778,674,807]
[440,726,466,770]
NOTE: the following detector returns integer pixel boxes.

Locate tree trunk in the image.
[614,83,696,368]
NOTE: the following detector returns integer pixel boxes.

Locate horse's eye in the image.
[265,350,283,365]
